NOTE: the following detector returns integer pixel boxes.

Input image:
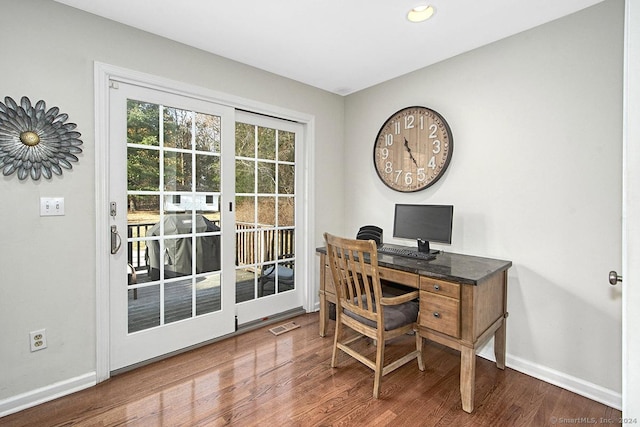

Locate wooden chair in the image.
[323,232,424,398]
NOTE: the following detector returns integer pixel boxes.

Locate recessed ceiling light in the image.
[407,5,435,23]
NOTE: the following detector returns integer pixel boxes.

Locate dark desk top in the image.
[316,244,512,286]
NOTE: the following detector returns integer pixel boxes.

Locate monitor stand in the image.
[417,239,440,255]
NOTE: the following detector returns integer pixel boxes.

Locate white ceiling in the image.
[54,0,603,95]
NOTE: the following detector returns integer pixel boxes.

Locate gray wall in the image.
[0,0,344,404]
[343,0,623,402]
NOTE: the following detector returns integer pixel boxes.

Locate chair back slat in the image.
[324,233,382,324]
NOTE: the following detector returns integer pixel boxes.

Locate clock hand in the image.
[404,137,418,167]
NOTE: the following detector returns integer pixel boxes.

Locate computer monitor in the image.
[393,204,453,254]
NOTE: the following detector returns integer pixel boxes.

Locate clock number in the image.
[394,169,403,183]
[385,133,393,146]
[404,115,415,129]
[428,156,436,169]
[404,172,413,185]
[381,147,389,160]
[394,122,400,134]
[429,124,438,139]
[432,139,441,154]
[419,116,424,130]
[417,168,426,182]
[385,161,393,174]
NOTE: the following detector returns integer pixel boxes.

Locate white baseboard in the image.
[0,372,96,418]
[477,346,622,410]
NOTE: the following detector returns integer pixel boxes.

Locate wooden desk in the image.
[316,245,512,413]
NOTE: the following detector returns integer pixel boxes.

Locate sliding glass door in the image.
[108,81,235,370]
[107,84,305,370]
[234,112,305,324]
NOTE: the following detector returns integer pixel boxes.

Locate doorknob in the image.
[609,270,622,286]
[111,225,122,254]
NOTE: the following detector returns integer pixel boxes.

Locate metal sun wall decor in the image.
[0,96,83,180]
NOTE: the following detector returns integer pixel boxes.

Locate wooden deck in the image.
[0,313,621,426]
[128,269,258,333]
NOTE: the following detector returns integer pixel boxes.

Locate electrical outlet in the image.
[30,329,47,352]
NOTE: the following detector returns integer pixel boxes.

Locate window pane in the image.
[236,196,255,224]
[263,231,278,263]
[164,151,192,191]
[163,237,193,277]
[201,200,221,229]
[194,225,221,274]
[128,284,160,333]
[278,164,295,194]
[235,122,255,157]
[257,161,275,194]
[196,273,221,315]
[127,195,159,280]
[257,127,276,160]
[165,279,193,324]
[196,154,220,192]
[278,197,295,227]
[235,159,255,194]
[128,195,160,225]
[277,261,295,294]
[258,196,275,225]
[127,100,159,147]
[278,228,295,256]
[236,269,255,303]
[164,107,192,149]
[128,147,159,191]
[278,131,294,162]
[258,265,275,297]
[195,113,221,153]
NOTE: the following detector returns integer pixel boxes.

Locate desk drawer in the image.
[420,277,460,300]
[419,292,460,338]
[379,267,419,288]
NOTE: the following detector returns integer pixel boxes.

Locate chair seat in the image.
[344,296,418,331]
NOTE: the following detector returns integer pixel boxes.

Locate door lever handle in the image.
[609,270,622,286]
[111,225,122,254]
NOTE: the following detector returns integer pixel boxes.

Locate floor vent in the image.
[269,321,301,336]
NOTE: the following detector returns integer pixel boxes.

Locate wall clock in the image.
[373,106,453,192]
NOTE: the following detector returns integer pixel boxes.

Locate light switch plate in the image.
[40,197,65,216]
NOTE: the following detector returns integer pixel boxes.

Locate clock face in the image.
[373,106,453,192]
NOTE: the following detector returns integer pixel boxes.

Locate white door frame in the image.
[622,0,639,417]
[94,62,316,382]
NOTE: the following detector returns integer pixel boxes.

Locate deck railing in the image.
[235,223,295,266]
[127,221,294,270]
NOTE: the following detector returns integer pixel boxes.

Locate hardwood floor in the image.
[1,313,621,427]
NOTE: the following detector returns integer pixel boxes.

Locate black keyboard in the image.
[377,246,435,260]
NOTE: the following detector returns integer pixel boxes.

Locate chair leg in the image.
[331,318,342,368]
[416,331,425,371]
[372,339,385,398]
